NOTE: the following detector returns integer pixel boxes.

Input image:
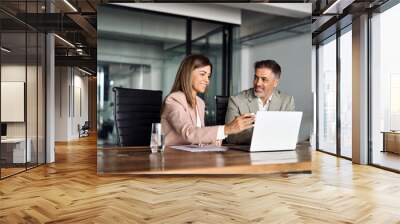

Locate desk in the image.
[97,144,311,175]
[1,138,31,163]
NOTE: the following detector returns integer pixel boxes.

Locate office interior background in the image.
[0,0,399,222]
[0,0,97,179]
[0,0,399,176]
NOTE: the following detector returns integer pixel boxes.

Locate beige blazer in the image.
[225,88,295,144]
[161,91,219,146]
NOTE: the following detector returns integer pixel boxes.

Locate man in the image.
[225,59,295,144]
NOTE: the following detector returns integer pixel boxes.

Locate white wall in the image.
[55,67,89,141]
[1,63,46,163]
[73,74,89,138]
[1,65,41,137]
[239,33,313,142]
[55,67,68,141]
[113,3,241,25]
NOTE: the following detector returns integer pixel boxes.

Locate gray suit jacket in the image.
[225,88,295,144]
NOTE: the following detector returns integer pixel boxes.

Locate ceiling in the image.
[0,0,391,73]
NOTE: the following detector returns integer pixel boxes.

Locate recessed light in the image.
[54,34,75,48]
[78,67,93,76]
[1,47,11,53]
[63,0,78,12]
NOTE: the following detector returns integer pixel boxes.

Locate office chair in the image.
[215,95,229,125]
[78,121,90,138]
[113,87,162,146]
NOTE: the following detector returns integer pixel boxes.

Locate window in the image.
[318,36,337,154]
[371,2,400,171]
[316,24,353,159]
[339,27,352,158]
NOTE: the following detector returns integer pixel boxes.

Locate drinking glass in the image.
[150,123,165,153]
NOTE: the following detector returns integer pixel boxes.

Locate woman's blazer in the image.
[161,91,219,146]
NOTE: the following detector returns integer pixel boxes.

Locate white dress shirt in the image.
[257,94,273,111]
[196,105,226,140]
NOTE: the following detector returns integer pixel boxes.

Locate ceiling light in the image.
[63,0,78,12]
[1,47,11,53]
[322,0,342,14]
[54,34,75,48]
[78,67,93,76]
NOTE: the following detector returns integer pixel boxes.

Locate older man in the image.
[225,59,295,144]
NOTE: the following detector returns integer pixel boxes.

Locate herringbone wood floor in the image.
[1,136,400,224]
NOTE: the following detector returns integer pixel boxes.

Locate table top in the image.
[1,138,28,143]
[97,144,312,175]
[381,131,400,134]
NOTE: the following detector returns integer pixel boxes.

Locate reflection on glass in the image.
[390,75,400,130]
[192,20,224,125]
[97,6,186,147]
[38,33,46,165]
[27,31,38,169]
[0,0,46,179]
[371,3,400,171]
[340,29,352,158]
[1,31,27,177]
[318,37,337,154]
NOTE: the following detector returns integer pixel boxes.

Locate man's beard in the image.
[254,89,273,98]
[254,90,265,98]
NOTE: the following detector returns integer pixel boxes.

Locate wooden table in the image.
[97,145,311,175]
[382,131,400,154]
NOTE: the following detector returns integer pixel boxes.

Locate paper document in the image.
[171,145,228,152]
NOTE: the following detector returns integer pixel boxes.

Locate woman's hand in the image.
[224,113,255,135]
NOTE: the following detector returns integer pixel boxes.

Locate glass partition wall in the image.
[317,35,337,155]
[0,3,46,179]
[316,25,353,159]
[339,26,352,159]
[192,20,224,126]
[370,2,400,171]
[97,5,237,147]
[315,0,400,172]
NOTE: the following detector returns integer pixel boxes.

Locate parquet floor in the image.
[373,151,400,171]
[1,136,400,223]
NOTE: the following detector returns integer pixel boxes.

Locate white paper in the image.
[170,145,228,152]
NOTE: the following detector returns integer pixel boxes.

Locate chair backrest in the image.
[82,121,90,129]
[215,95,229,125]
[113,87,162,146]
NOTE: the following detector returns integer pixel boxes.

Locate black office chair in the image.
[215,95,229,125]
[78,121,90,138]
[113,87,162,146]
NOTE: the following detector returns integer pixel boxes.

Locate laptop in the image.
[231,111,302,152]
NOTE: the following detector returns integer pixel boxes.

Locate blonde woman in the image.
[161,54,255,146]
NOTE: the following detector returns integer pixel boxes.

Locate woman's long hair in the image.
[167,54,212,108]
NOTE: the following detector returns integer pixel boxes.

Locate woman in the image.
[161,54,255,146]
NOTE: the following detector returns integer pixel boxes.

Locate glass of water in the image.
[150,123,165,153]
